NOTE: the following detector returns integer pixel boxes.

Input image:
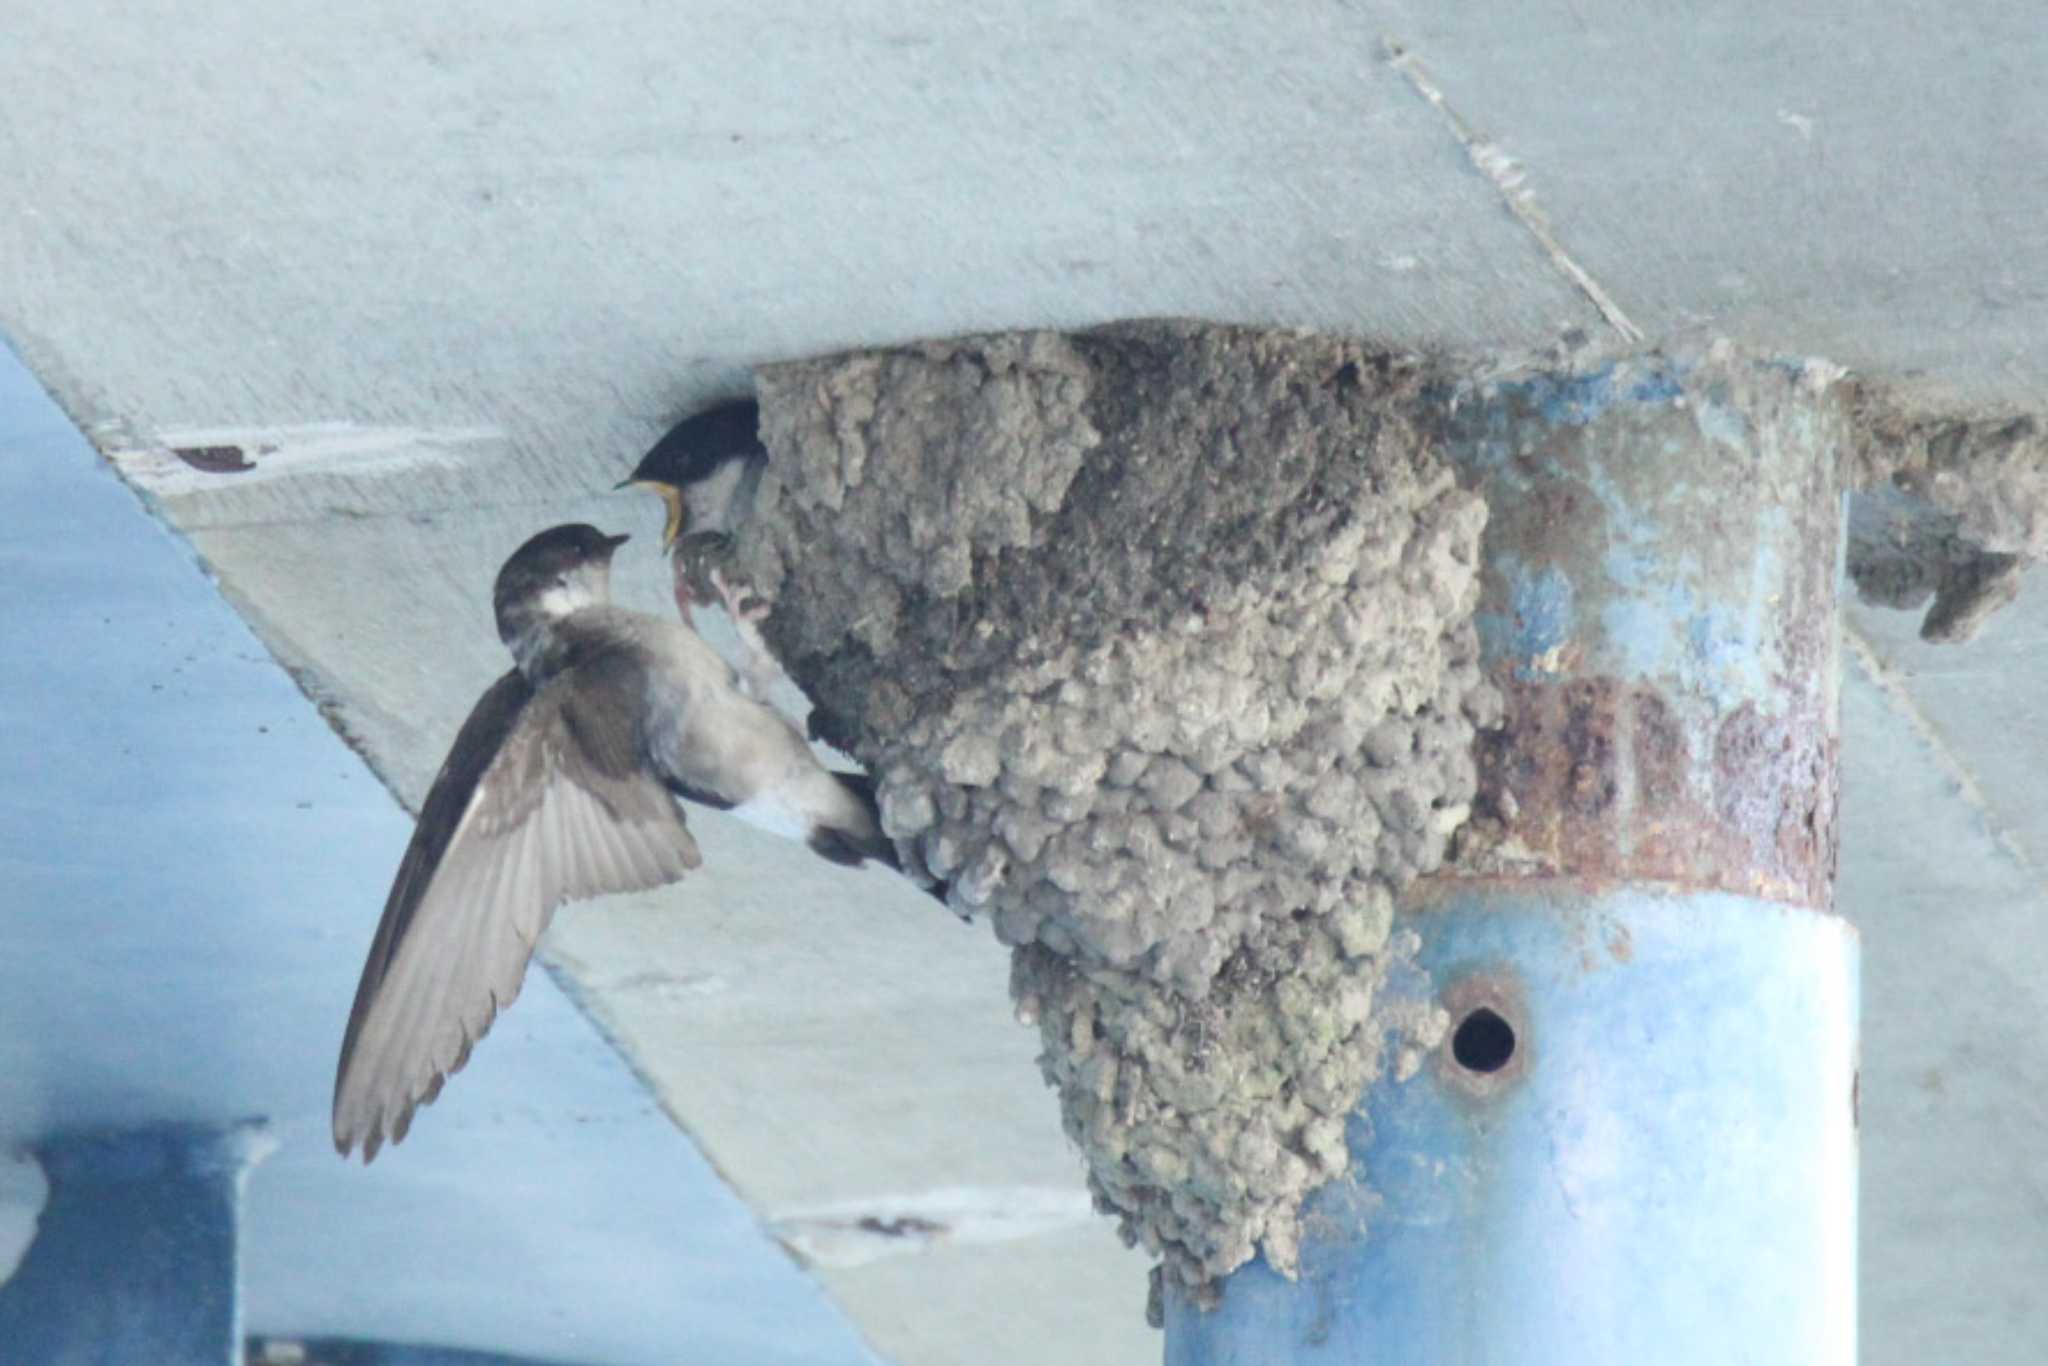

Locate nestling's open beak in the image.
[655,486,688,551]
[616,478,688,551]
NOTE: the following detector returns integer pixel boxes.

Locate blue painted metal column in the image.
[0,1124,271,1364]
[1167,352,1859,1362]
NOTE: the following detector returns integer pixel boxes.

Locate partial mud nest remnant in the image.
[739,322,1493,1306]
[1844,380,2048,642]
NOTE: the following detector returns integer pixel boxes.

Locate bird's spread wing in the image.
[333,655,701,1161]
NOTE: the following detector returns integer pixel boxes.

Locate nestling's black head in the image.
[492,523,630,645]
[615,398,766,549]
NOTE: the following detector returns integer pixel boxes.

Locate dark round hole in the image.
[1451,1007,1516,1073]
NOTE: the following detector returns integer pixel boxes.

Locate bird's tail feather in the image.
[819,770,951,905]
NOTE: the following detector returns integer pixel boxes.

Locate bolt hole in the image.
[1451,1007,1516,1074]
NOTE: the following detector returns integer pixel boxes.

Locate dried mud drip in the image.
[739,322,1495,1307]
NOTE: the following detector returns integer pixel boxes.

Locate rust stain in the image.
[1559,678,1618,816]
[1630,691,1685,809]
[1442,353,1848,913]
[1467,673,1836,908]
[1713,701,1840,903]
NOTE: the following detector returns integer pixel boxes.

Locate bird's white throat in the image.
[532,577,603,621]
[505,566,612,675]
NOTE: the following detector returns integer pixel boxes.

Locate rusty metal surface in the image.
[1437,352,1848,908]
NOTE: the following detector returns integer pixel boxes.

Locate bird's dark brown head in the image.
[615,398,765,551]
[492,523,629,651]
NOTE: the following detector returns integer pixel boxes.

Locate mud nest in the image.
[734,321,1496,1306]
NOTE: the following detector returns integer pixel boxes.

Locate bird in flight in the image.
[333,523,902,1161]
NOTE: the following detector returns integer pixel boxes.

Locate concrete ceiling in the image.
[2,3,2043,1363]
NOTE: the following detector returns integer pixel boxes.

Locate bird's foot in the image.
[672,531,734,603]
[708,567,780,697]
[709,567,770,626]
[671,556,701,628]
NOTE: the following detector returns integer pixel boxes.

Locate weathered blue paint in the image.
[1597,577,1771,710]
[1166,887,1859,1365]
[1448,349,1847,905]
[1472,555,1576,675]
[1496,360,1688,429]
[0,1124,268,1364]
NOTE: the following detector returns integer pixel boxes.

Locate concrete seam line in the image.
[1842,623,2040,881]
[1383,36,1646,345]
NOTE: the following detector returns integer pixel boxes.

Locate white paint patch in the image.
[1798,356,1848,394]
[1778,109,1817,140]
[769,1186,1096,1268]
[101,422,501,498]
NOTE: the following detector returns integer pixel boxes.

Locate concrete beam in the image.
[0,1124,271,1365]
